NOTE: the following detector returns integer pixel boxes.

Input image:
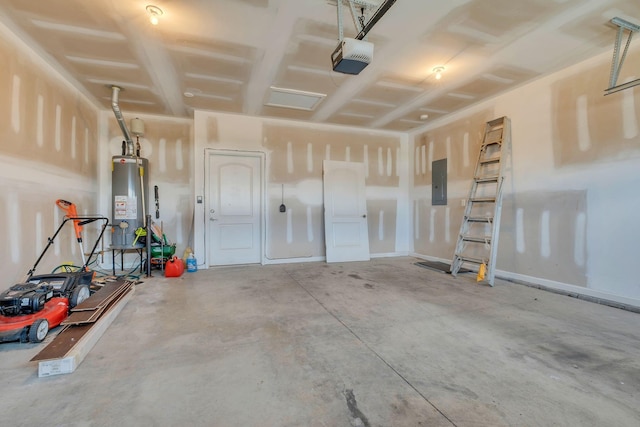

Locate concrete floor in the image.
[1,257,639,427]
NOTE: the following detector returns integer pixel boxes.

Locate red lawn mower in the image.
[0,204,108,343]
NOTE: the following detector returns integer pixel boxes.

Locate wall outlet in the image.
[461,199,466,207]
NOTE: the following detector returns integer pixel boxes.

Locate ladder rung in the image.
[480,157,501,164]
[455,255,485,265]
[470,197,496,203]
[483,140,502,147]
[487,118,504,127]
[462,235,491,243]
[484,129,503,143]
[475,175,499,183]
[466,216,494,222]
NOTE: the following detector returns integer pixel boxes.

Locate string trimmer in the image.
[56,199,86,265]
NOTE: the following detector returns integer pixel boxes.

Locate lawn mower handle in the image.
[25,216,109,281]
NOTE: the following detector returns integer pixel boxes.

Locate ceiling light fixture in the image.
[433,66,445,80]
[146,5,163,25]
[183,88,202,98]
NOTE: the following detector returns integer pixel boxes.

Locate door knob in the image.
[362,214,367,218]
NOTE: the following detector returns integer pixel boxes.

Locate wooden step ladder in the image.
[450,116,511,286]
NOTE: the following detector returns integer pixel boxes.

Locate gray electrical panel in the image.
[432,158,447,205]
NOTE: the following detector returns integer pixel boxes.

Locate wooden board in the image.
[31,324,92,360]
[62,283,133,326]
[70,280,132,312]
[61,310,96,325]
[32,280,135,361]
[31,287,134,376]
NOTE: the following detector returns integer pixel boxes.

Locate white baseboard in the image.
[263,256,326,265]
[263,252,408,265]
[409,253,640,311]
[497,270,640,311]
[371,251,409,259]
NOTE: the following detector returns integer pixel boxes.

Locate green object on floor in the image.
[151,244,176,258]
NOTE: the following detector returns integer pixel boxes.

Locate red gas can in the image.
[164,256,184,277]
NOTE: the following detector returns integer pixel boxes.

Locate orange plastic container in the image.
[164,256,184,277]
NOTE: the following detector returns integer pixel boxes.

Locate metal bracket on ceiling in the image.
[605,17,640,96]
[334,0,397,41]
[348,2,365,37]
[354,0,396,40]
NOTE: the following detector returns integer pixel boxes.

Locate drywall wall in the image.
[193,111,409,264]
[98,112,194,268]
[411,46,640,306]
[0,21,100,284]
[413,111,494,258]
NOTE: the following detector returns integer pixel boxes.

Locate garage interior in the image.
[0,0,639,425]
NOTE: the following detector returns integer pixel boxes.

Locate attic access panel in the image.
[265,87,326,111]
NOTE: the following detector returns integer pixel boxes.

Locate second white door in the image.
[323,160,370,263]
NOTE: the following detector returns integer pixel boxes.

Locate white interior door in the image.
[323,160,370,263]
[207,152,262,266]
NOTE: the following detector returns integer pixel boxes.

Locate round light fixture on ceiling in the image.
[433,66,445,80]
[183,88,201,98]
[146,5,163,25]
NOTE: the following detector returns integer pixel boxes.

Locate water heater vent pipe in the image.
[110,85,134,156]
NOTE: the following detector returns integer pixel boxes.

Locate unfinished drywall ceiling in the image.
[0,0,638,131]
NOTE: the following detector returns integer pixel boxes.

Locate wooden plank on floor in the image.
[32,285,134,361]
[31,324,91,361]
[61,310,96,325]
[61,283,133,326]
[94,281,134,309]
[31,287,134,377]
[70,280,130,312]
